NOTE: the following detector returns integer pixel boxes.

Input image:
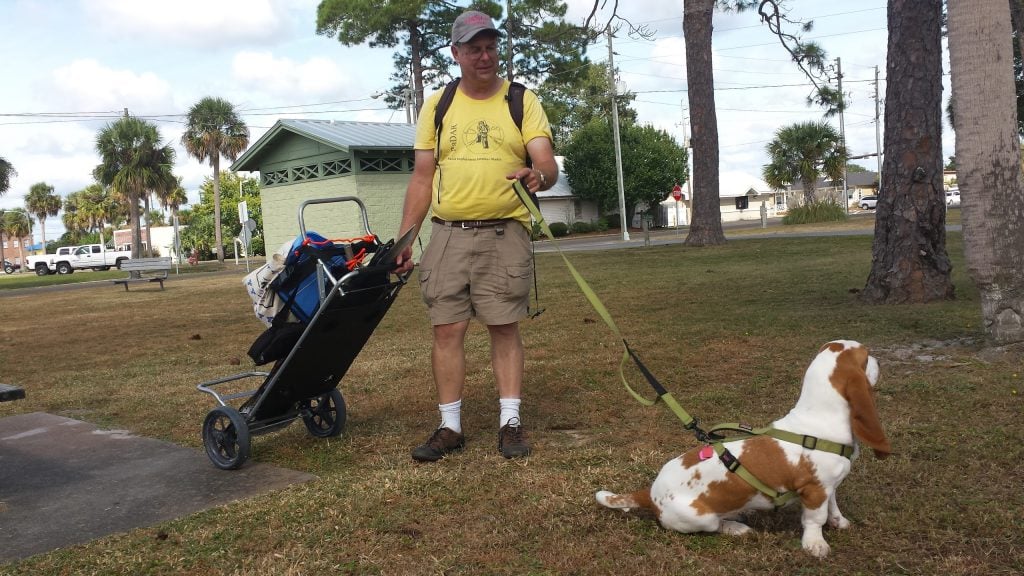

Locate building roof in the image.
[536,156,573,198]
[789,171,879,191]
[232,119,418,172]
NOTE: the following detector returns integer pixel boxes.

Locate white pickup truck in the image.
[26,244,131,275]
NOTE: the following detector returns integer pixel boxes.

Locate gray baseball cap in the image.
[451,10,501,44]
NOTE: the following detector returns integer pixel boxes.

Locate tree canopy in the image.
[94,116,177,259]
[762,120,847,206]
[179,171,263,259]
[562,119,687,226]
[181,96,249,263]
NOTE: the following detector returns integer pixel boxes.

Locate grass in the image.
[1,214,1021,575]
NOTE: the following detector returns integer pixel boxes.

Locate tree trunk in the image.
[130,196,143,262]
[144,193,153,257]
[861,0,953,304]
[213,155,224,264]
[1010,0,1024,64]
[683,0,725,246]
[409,23,424,113]
[949,0,1024,343]
[802,178,816,206]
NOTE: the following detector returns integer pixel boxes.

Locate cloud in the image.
[231,51,356,99]
[82,0,313,49]
[43,59,174,114]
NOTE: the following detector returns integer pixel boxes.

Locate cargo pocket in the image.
[419,267,436,306]
[500,265,532,301]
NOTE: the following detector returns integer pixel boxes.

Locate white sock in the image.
[439,399,462,433]
[499,398,521,428]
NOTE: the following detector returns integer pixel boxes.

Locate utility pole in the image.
[607,28,629,241]
[835,57,848,212]
[874,65,883,184]
[505,0,514,81]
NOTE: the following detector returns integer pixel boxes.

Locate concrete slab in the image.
[0,412,316,563]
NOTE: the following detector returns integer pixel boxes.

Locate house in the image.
[717,173,784,223]
[787,171,879,207]
[231,119,419,259]
[113,226,187,263]
[535,157,599,227]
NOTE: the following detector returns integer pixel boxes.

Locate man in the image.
[394,10,558,462]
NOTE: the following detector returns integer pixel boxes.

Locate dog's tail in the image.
[595,488,654,513]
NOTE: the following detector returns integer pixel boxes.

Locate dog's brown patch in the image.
[692,436,828,515]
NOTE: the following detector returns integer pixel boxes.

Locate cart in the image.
[197,196,408,469]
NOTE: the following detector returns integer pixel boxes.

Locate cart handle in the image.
[297,196,373,241]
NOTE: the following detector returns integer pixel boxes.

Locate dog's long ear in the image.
[836,347,892,459]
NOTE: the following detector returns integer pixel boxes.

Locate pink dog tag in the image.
[699,445,715,461]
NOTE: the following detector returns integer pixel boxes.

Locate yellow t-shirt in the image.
[415,80,552,225]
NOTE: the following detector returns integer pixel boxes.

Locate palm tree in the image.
[0,156,14,196]
[94,116,176,259]
[0,156,16,264]
[762,121,847,206]
[159,177,189,225]
[5,209,32,272]
[24,181,61,252]
[0,209,8,265]
[181,97,249,263]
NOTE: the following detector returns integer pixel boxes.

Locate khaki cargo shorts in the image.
[418,219,533,326]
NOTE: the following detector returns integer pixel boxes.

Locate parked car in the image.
[3,260,19,274]
[859,196,878,210]
[946,188,961,207]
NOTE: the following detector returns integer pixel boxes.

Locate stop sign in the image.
[672,184,682,201]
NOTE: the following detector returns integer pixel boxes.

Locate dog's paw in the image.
[719,520,753,536]
[802,537,831,558]
[827,515,851,530]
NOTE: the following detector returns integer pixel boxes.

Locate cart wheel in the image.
[302,388,346,438]
[202,406,251,470]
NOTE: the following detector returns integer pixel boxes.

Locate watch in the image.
[535,169,548,189]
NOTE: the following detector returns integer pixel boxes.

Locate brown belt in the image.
[431,216,511,229]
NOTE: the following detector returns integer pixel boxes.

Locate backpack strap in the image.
[433,78,462,168]
[506,81,526,132]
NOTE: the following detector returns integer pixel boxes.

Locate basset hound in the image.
[595,340,891,558]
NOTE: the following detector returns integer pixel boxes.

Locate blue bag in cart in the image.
[270,231,373,323]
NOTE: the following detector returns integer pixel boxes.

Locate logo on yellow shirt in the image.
[463,120,505,155]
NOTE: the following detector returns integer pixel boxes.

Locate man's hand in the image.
[506,168,542,192]
[393,246,415,274]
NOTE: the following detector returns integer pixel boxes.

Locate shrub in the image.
[593,218,609,232]
[530,222,543,241]
[547,222,570,237]
[782,200,849,225]
[570,221,594,234]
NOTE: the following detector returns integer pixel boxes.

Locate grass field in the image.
[1,220,1021,575]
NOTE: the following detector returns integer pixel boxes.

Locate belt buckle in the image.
[459,221,472,229]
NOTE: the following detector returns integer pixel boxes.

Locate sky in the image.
[0,0,953,244]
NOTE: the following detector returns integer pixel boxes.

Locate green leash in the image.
[512,180,713,441]
[512,181,856,508]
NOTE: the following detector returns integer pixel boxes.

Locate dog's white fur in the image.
[595,340,891,558]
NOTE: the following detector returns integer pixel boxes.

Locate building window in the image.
[359,156,404,172]
[574,200,583,218]
[735,197,749,210]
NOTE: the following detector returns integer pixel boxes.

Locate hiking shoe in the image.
[498,418,531,459]
[411,427,465,462]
